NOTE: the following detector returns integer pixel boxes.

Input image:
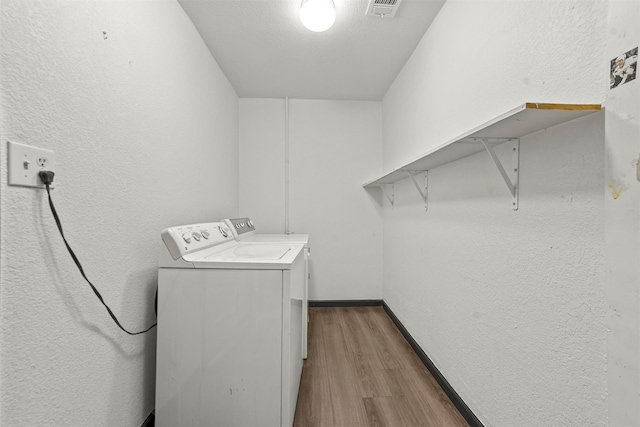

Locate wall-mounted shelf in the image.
[363,103,602,210]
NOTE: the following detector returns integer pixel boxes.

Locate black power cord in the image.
[39,171,157,335]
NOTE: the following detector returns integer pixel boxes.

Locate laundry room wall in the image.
[239,98,286,233]
[0,1,238,426]
[605,1,640,425]
[380,1,608,426]
[240,99,383,301]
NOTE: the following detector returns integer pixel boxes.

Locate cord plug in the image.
[39,170,55,186]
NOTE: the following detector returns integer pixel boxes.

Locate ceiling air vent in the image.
[366,0,403,18]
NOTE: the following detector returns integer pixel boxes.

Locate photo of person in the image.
[610,46,637,89]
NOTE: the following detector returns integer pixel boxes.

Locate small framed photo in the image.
[610,47,637,90]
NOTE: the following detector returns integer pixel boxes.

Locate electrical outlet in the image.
[8,141,56,188]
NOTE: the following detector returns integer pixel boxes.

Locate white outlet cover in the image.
[8,141,56,188]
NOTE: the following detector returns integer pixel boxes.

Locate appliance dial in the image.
[192,232,201,241]
[218,225,229,237]
[201,230,210,239]
[182,233,192,243]
[247,220,254,227]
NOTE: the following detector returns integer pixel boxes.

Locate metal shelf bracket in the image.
[405,170,428,211]
[379,184,394,208]
[481,138,520,210]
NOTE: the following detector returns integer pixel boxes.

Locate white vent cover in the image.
[366,0,403,18]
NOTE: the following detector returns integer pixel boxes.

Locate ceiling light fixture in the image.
[300,0,336,32]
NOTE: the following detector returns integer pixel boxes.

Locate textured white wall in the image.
[0,1,238,426]
[605,1,640,425]
[240,99,383,301]
[381,1,608,425]
[289,100,383,300]
[383,115,606,426]
[239,99,286,233]
[383,0,607,173]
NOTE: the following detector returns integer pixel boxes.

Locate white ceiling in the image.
[178,0,445,100]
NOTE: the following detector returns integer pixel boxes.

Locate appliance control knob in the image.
[192,232,201,241]
[201,230,210,239]
[218,225,228,237]
[235,224,241,229]
[240,222,245,228]
[182,233,192,244]
[247,220,254,227]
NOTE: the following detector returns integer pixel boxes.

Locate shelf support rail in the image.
[405,170,428,211]
[379,184,394,207]
[481,138,520,210]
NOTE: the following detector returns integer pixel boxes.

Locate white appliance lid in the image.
[205,243,292,260]
[188,242,305,269]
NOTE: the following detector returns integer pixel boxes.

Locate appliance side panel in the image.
[302,247,309,359]
[281,256,304,427]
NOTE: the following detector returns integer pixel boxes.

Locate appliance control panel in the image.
[224,217,256,238]
[161,222,233,260]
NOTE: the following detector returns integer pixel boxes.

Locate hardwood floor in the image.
[293,307,469,427]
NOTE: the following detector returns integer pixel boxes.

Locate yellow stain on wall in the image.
[608,179,626,200]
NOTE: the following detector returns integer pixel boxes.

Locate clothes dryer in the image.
[156,222,304,427]
[223,217,309,246]
[223,218,309,358]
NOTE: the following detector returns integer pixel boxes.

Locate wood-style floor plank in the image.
[295,364,334,427]
[322,323,370,426]
[293,307,469,427]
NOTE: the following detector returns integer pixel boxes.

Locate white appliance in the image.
[155,222,305,427]
[223,218,310,358]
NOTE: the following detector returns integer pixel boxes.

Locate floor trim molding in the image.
[382,302,483,427]
[308,299,383,307]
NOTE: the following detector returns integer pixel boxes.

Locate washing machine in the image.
[223,218,309,358]
[155,222,305,427]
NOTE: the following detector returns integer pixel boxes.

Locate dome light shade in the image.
[300,0,336,32]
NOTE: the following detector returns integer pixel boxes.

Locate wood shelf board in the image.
[363,103,601,187]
